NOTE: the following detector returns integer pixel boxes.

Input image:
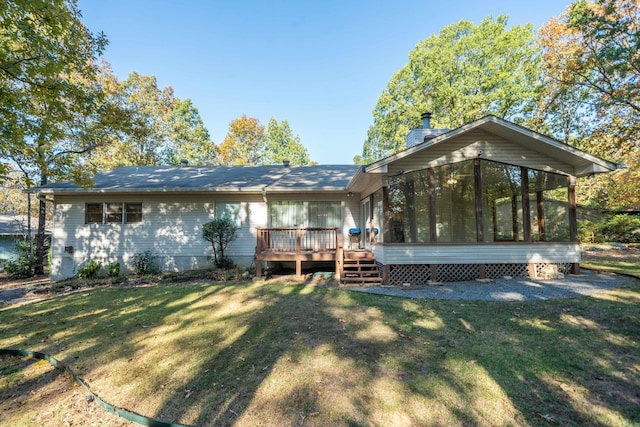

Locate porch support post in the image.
[474,158,484,242]
[428,168,437,242]
[521,167,532,242]
[382,185,391,243]
[568,176,580,275]
[296,228,302,276]
[537,191,546,241]
[382,264,390,285]
[568,176,578,242]
[335,230,342,281]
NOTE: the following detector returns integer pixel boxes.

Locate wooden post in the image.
[568,176,578,242]
[521,167,531,242]
[428,168,437,243]
[295,228,302,276]
[382,185,391,243]
[335,230,342,281]
[474,158,484,242]
[537,191,545,241]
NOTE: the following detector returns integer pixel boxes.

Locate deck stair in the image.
[340,250,383,285]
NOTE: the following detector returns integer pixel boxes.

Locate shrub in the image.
[107,262,120,278]
[131,250,160,275]
[202,218,238,268]
[4,240,37,279]
[602,214,640,243]
[77,260,102,279]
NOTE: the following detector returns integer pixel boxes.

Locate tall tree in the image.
[90,71,216,169]
[357,15,542,164]
[262,118,312,165]
[538,0,639,209]
[166,99,216,165]
[0,0,110,273]
[216,115,265,165]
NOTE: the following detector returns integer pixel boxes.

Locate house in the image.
[0,214,39,264]
[32,115,618,284]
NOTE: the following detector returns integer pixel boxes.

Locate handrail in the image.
[257,227,339,253]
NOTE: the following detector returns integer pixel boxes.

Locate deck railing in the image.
[257,227,339,253]
[256,227,344,278]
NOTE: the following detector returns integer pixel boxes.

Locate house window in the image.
[106,203,123,223]
[308,201,341,228]
[269,201,341,228]
[270,201,303,227]
[85,203,143,224]
[85,203,103,223]
[125,203,143,223]
[215,201,242,227]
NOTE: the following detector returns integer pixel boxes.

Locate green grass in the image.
[581,258,640,277]
[1,278,639,426]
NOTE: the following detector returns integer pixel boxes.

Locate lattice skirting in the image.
[485,263,529,278]
[388,264,431,285]
[535,262,573,276]
[383,262,574,285]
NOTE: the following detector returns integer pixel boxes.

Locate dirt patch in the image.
[0,273,49,291]
[0,355,135,426]
[581,246,640,263]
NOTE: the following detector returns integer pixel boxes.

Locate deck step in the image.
[340,251,382,285]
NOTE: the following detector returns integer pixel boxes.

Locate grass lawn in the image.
[1,269,639,426]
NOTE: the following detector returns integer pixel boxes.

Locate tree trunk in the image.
[34,173,48,275]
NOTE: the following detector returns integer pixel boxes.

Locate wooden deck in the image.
[256,227,343,278]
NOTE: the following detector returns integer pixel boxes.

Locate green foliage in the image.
[3,240,36,279]
[538,1,639,210]
[579,213,640,243]
[262,118,312,165]
[131,250,160,275]
[202,218,238,268]
[602,214,640,243]
[77,260,102,279]
[359,15,542,163]
[107,261,120,278]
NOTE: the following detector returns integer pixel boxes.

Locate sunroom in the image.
[351,115,618,285]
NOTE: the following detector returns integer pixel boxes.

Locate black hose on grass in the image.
[0,348,192,427]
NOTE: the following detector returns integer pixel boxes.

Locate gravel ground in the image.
[349,269,638,301]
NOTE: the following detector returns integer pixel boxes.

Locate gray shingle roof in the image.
[34,165,360,194]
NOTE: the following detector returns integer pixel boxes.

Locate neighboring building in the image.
[0,214,37,263]
[32,115,618,284]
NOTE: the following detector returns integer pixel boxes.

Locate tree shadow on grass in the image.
[1,281,639,426]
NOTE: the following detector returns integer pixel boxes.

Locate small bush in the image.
[202,218,238,268]
[107,262,120,278]
[602,214,640,243]
[131,250,160,275]
[4,240,37,279]
[77,260,102,279]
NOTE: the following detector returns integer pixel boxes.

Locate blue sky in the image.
[79,0,570,165]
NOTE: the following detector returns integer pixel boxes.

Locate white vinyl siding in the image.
[373,242,580,265]
[50,193,356,281]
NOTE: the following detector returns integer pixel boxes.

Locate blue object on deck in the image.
[365,228,379,234]
[349,228,361,235]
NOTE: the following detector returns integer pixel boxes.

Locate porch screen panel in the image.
[308,201,341,228]
[270,201,303,227]
[481,160,523,242]
[528,170,570,242]
[434,160,476,243]
[387,170,431,243]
